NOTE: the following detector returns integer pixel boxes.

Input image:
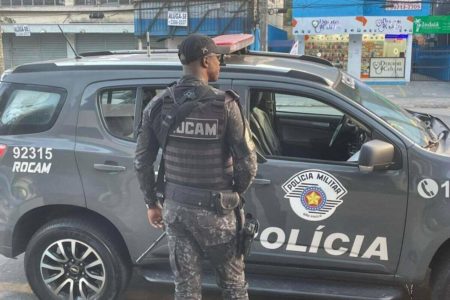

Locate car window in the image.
[250,89,371,162]
[0,83,66,135]
[275,94,343,116]
[98,88,137,141]
[98,86,165,141]
[335,72,430,147]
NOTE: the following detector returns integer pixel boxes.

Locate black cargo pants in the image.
[162,199,248,300]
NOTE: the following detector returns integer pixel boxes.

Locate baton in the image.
[135,231,167,263]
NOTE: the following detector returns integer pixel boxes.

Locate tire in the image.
[24,216,131,300]
[431,254,450,300]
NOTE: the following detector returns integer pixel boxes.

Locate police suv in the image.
[0,34,449,300]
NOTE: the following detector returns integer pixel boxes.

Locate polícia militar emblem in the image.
[282,169,348,221]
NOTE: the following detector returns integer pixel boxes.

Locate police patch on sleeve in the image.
[170,118,219,140]
[282,169,347,221]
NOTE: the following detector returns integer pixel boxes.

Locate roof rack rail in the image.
[80,50,145,57]
[297,55,334,67]
[247,51,334,67]
[223,66,330,86]
[79,49,178,57]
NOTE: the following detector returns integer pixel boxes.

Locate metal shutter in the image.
[2,34,13,70]
[76,33,138,54]
[2,33,67,69]
[40,34,67,61]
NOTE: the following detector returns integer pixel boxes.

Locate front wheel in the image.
[24,217,130,300]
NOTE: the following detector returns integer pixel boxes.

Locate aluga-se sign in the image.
[168,11,188,27]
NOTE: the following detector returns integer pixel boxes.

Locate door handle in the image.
[253,178,271,185]
[94,164,126,172]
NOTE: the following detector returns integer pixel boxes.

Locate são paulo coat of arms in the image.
[282,169,348,221]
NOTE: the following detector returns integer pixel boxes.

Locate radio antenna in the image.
[57,25,82,59]
[146,31,151,57]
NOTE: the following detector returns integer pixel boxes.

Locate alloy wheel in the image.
[39,239,106,300]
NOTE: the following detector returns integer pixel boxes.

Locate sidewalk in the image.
[372,81,450,109]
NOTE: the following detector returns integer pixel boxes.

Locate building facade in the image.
[0,0,139,73]
[134,0,253,49]
[411,1,450,81]
[133,0,287,51]
[292,0,431,82]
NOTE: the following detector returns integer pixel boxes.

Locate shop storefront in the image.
[292,16,414,82]
[1,24,135,70]
[412,16,450,81]
[304,34,349,70]
[361,34,408,78]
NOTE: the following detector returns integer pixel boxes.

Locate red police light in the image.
[213,34,254,54]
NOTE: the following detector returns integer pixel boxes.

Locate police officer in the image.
[134,34,257,300]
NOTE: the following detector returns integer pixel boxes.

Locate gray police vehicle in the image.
[0,34,449,300]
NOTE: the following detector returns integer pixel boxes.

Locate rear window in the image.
[98,86,165,141]
[0,83,66,135]
[98,88,137,141]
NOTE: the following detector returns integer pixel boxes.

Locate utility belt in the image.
[165,182,259,259]
[165,182,240,215]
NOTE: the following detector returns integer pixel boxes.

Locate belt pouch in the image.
[214,191,240,215]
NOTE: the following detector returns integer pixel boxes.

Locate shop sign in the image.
[293,16,414,35]
[14,25,31,37]
[414,16,450,34]
[168,11,188,27]
[369,58,405,78]
[386,0,422,11]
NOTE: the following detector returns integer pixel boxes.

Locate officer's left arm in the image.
[225,94,257,194]
[134,101,161,208]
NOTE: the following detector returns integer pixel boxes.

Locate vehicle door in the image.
[0,82,85,217]
[233,80,408,275]
[75,78,232,262]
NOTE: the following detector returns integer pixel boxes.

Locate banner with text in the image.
[293,16,414,35]
[14,25,31,37]
[386,0,421,10]
[369,58,405,78]
[168,11,188,27]
[414,16,450,34]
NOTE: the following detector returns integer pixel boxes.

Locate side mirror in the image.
[358,140,394,173]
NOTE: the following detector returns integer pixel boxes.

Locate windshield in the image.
[335,73,431,147]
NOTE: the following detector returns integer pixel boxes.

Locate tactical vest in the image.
[161,83,233,190]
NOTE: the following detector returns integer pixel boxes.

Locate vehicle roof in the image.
[8,51,340,87]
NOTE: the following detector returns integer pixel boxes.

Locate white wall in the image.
[348,34,362,79]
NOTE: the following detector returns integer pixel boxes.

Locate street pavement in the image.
[372,81,450,117]
[0,254,282,299]
[372,82,450,130]
[0,80,448,300]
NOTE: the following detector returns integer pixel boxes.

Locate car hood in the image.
[406,110,450,156]
[429,114,450,156]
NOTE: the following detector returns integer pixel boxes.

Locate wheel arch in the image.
[430,238,450,276]
[12,204,131,264]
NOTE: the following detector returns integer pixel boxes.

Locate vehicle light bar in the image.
[213,34,254,54]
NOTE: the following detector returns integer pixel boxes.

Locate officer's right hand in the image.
[147,207,164,229]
